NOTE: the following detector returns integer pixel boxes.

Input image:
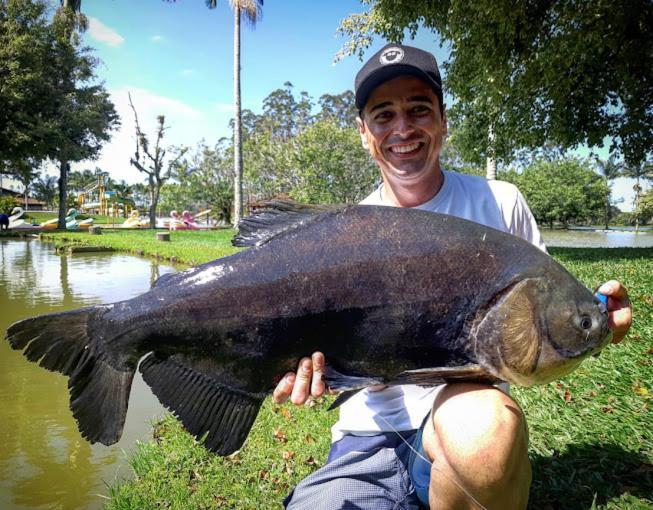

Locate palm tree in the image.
[33,175,58,210]
[623,159,653,232]
[595,154,623,230]
[206,0,263,227]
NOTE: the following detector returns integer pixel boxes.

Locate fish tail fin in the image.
[6,307,134,445]
[140,354,264,456]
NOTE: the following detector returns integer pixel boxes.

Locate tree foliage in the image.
[237,85,377,206]
[505,158,609,228]
[338,1,653,167]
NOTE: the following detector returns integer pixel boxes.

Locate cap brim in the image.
[355,65,442,111]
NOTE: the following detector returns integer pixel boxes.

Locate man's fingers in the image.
[273,372,296,404]
[290,357,312,405]
[311,352,326,397]
[598,280,632,344]
[273,372,295,404]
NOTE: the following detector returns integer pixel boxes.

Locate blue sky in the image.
[53,0,640,210]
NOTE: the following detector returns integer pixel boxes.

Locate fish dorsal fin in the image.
[232,200,345,248]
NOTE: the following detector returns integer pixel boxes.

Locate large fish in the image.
[6,204,611,455]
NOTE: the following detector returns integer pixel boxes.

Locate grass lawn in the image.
[39,230,653,509]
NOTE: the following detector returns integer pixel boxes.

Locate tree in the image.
[337,1,653,170]
[512,159,609,229]
[32,175,58,209]
[594,154,623,230]
[0,0,119,227]
[291,119,378,204]
[206,0,263,227]
[623,158,653,232]
[12,161,40,210]
[128,93,187,228]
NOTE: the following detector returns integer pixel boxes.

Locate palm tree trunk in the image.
[233,6,243,228]
[58,160,69,229]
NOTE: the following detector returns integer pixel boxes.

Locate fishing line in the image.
[375,412,489,510]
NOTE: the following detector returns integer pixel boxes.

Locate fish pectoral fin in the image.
[139,354,264,456]
[392,365,502,386]
[323,366,384,392]
[232,200,347,247]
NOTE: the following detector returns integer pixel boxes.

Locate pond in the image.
[0,239,178,510]
[541,228,653,248]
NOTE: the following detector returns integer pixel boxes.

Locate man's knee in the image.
[422,384,531,505]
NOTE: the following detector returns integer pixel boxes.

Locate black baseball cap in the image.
[355,43,443,112]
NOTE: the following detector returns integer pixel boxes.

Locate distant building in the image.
[0,176,46,209]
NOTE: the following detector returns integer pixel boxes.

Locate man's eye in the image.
[374,111,392,121]
[412,105,430,115]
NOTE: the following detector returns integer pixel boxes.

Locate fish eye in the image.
[580,316,592,330]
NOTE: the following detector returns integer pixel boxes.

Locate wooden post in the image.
[156,232,170,242]
[89,226,102,235]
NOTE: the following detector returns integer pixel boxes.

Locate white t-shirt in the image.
[331,170,546,441]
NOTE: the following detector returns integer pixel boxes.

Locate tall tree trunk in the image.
[486,124,497,180]
[149,175,156,228]
[57,160,69,229]
[634,180,641,234]
[233,6,243,228]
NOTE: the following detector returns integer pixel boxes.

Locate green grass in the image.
[48,235,647,509]
[40,228,238,265]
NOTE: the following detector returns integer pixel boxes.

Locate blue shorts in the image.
[285,420,431,509]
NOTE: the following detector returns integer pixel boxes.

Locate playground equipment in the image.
[78,170,134,218]
[167,210,213,231]
[168,210,185,231]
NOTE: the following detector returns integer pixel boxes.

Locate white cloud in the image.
[151,35,165,43]
[61,87,232,184]
[181,69,197,77]
[87,17,124,47]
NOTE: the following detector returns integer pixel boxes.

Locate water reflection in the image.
[0,239,178,510]
[541,228,653,248]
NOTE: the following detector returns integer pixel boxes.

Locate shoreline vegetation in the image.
[3,230,652,509]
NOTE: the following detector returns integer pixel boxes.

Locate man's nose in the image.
[393,112,415,137]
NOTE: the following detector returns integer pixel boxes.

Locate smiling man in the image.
[280,44,632,510]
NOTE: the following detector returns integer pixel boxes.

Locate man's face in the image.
[357,75,447,187]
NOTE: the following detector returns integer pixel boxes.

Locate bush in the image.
[0,195,19,214]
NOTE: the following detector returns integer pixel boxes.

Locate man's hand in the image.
[598,280,632,344]
[273,352,326,405]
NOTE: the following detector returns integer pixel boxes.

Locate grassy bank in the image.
[40,228,238,265]
[34,230,652,509]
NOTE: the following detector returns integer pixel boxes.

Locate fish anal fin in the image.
[393,365,501,386]
[139,354,264,456]
[232,200,346,248]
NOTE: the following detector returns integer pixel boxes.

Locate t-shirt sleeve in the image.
[510,189,547,253]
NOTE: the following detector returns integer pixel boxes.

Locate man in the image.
[279,44,632,509]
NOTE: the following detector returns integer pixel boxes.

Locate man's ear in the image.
[357,116,369,150]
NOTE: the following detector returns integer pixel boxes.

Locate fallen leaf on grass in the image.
[280,407,293,421]
[601,406,614,413]
[259,469,269,480]
[274,429,288,443]
[282,450,295,461]
[304,434,316,444]
[633,381,649,397]
[564,389,572,404]
[305,456,319,466]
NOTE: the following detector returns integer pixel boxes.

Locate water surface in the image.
[0,239,178,510]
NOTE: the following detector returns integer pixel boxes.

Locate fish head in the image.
[474,277,612,386]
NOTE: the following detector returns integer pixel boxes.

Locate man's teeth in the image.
[391,142,420,154]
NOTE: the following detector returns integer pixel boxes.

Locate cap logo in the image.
[379,47,404,65]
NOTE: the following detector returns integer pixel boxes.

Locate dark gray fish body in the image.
[6,204,611,455]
